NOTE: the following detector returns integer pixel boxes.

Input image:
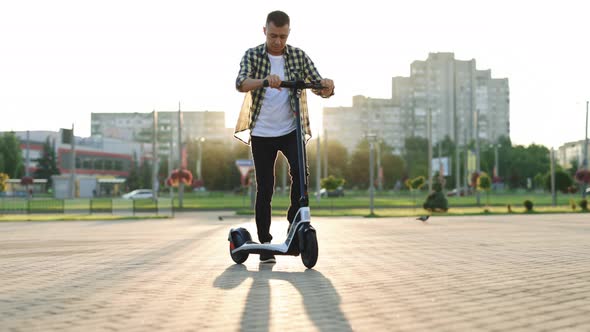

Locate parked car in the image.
[446,187,472,197]
[122,189,154,200]
[316,186,345,198]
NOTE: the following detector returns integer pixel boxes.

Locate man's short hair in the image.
[266,10,290,27]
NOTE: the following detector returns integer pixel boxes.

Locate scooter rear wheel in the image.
[301,230,318,269]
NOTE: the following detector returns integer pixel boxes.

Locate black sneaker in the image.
[260,252,276,263]
[260,242,276,263]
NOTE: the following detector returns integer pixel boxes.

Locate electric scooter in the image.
[228,79,323,269]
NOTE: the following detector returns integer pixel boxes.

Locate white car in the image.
[122,189,154,199]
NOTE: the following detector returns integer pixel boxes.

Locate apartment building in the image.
[324,52,510,154]
[557,140,590,169]
[323,96,403,154]
[91,111,231,150]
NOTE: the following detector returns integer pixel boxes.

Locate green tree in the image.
[0,132,24,178]
[33,137,61,189]
[325,140,349,179]
[503,142,549,189]
[567,157,580,177]
[545,169,573,194]
[381,153,406,189]
[126,153,141,191]
[477,172,492,207]
[533,173,545,190]
[403,136,428,179]
[158,158,169,189]
[307,138,349,189]
[433,135,456,189]
[186,139,245,190]
[140,160,152,189]
[346,139,371,188]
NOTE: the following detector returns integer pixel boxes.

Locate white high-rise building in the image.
[324,52,510,154]
[557,140,590,169]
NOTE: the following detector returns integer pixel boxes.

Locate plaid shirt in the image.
[234,43,325,144]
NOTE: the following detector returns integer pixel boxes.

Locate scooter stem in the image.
[293,83,309,208]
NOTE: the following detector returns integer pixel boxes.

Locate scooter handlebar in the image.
[263,79,324,90]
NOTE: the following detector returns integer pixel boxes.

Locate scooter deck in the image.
[230,208,311,257]
[238,241,292,256]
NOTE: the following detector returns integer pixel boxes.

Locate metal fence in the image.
[0,198,174,217]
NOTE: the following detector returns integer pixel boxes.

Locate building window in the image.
[83,159,92,169]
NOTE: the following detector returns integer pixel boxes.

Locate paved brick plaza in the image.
[1,212,590,331]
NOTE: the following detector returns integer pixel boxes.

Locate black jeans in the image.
[251,130,308,243]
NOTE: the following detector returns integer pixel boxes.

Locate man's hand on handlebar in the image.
[263,74,282,90]
[317,78,334,98]
[261,76,334,98]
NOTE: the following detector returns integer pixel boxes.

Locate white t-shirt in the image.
[251,54,296,137]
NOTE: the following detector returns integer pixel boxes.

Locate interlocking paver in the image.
[1,212,590,331]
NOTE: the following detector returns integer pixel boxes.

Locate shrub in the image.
[570,198,577,211]
[0,173,8,192]
[580,199,588,211]
[507,204,513,213]
[523,200,533,212]
[405,176,426,190]
[477,172,492,191]
[423,191,448,212]
[432,181,442,192]
[320,175,346,191]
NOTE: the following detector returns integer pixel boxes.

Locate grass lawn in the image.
[176,190,583,210]
[1,190,588,220]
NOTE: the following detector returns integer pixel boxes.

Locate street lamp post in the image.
[494,144,499,179]
[584,101,589,198]
[316,133,321,203]
[475,109,481,205]
[427,108,433,192]
[366,97,376,215]
[367,133,377,216]
[376,140,382,191]
[551,147,556,206]
[177,104,184,208]
[152,110,159,201]
[490,142,501,189]
[197,137,205,182]
[70,124,76,199]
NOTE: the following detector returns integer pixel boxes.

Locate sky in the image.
[1,0,589,149]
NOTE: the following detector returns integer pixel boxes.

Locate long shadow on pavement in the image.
[214,264,352,332]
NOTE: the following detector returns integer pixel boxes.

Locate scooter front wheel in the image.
[301,230,318,269]
[230,242,249,264]
[229,228,251,264]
